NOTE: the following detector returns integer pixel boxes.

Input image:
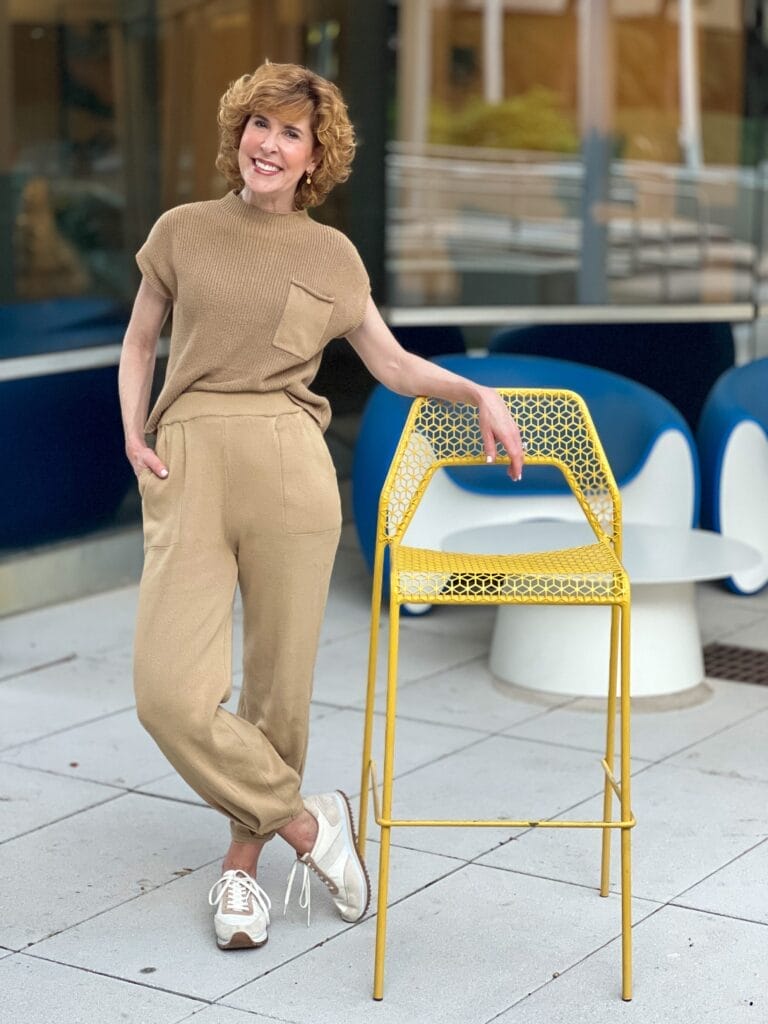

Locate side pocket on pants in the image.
[141,422,185,548]
[275,411,342,535]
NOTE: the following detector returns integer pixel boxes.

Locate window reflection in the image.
[388,0,766,310]
[9,11,128,302]
[4,0,768,321]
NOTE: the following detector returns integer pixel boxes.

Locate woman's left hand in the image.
[476,386,525,481]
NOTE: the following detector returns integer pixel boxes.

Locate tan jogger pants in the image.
[133,391,341,842]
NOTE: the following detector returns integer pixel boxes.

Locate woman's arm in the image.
[118,278,172,479]
[346,297,525,480]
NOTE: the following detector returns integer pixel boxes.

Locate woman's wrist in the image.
[125,435,147,461]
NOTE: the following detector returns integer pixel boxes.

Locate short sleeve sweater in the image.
[136,189,370,434]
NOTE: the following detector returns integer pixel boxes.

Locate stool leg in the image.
[600,605,621,896]
[358,544,385,857]
[373,592,401,1001]
[620,603,633,1001]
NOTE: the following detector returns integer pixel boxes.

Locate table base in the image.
[489,582,704,698]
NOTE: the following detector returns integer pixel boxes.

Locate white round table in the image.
[442,522,760,698]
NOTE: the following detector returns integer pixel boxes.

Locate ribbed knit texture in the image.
[136,189,370,434]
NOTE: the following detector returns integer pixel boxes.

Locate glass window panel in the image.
[388,0,766,313]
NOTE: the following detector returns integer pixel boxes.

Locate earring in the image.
[305,170,312,185]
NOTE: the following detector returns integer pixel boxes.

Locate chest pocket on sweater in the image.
[272,280,335,361]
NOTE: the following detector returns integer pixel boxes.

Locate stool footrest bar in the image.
[367,760,635,830]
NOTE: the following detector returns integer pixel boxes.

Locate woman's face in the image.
[238,109,319,213]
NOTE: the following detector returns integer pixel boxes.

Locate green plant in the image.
[429,87,579,152]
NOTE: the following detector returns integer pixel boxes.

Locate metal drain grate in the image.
[703,643,768,686]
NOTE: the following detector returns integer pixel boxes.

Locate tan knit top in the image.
[136,189,370,434]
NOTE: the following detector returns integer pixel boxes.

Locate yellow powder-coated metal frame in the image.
[356,389,635,1002]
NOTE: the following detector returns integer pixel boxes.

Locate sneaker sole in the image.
[217,931,268,950]
[335,789,372,921]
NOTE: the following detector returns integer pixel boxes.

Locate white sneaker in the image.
[208,869,271,949]
[284,790,370,925]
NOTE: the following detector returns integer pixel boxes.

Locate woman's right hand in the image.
[127,442,168,480]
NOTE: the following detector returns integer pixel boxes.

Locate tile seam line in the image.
[481,900,672,1023]
[0,757,169,795]
[214,863,473,1005]
[370,718,640,789]
[20,851,228,953]
[344,706,495,738]
[0,792,126,847]
[463,859,666,903]
[344,728,498,792]
[350,688,580,734]
[461,762,656,860]
[0,653,77,683]
[499,729,655,761]
[0,645,135,686]
[668,834,768,904]
[364,836,476,863]
[481,876,768,1024]
[504,693,768,768]
[381,714,607,745]
[207,1009,300,1024]
[16,949,208,1007]
[668,901,768,928]
[649,703,768,771]
[364,649,499,693]
[0,702,139,754]
[135,736,502,810]
[317,623,370,648]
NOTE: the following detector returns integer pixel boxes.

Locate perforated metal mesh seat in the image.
[394,542,627,603]
[357,389,635,1002]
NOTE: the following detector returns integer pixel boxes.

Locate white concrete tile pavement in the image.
[0,761,117,842]
[0,953,202,1024]
[349,654,573,733]
[506,676,768,763]
[0,794,222,950]
[0,585,139,678]
[0,651,136,752]
[491,904,767,1023]
[1,558,767,1024]
[668,707,768,783]
[312,622,490,707]
[178,1009,292,1024]
[219,865,654,1024]
[366,732,613,861]
[29,841,458,1003]
[479,761,768,903]
[672,838,768,925]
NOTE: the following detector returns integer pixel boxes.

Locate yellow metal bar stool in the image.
[356,389,635,1001]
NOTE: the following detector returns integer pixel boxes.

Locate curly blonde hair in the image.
[215,62,357,211]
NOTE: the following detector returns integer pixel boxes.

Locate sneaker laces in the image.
[208,869,271,921]
[283,859,312,927]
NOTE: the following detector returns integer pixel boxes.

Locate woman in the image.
[119,61,524,952]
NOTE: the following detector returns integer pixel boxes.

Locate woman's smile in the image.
[251,157,282,175]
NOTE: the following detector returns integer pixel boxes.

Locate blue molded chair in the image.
[0,298,134,548]
[389,324,465,359]
[353,354,699,589]
[490,321,734,431]
[698,358,768,594]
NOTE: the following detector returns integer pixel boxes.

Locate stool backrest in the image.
[379,389,621,550]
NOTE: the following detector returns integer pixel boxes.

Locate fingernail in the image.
[160,469,168,478]
[486,455,494,464]
[516,474,523,482]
